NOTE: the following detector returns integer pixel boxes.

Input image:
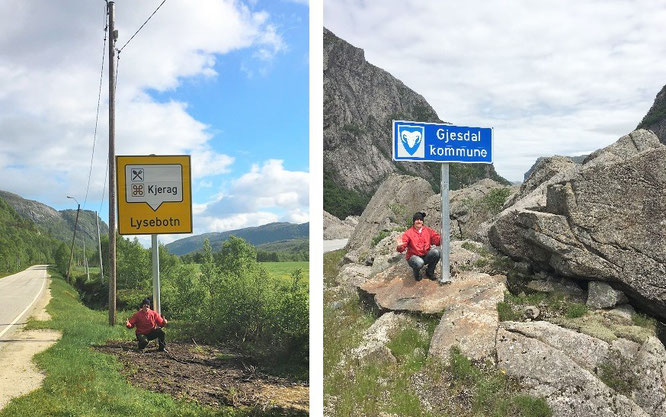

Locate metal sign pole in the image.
[439,163,451,283]
[151,234,161,315]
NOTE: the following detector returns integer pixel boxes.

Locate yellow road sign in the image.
[116,155,192,235]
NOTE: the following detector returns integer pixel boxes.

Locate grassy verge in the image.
[0,269,263,417]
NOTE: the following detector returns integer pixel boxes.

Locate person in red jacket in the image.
[397,212,441,281]
[126,298,168,352]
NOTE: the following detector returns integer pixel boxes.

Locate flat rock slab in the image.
[358,262,506,315]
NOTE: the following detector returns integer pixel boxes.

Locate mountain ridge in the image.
[165,221,309,256]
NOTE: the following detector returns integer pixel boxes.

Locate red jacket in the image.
[126,309,166,335]
[397,226,441,260]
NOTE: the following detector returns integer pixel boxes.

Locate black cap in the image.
[141,298,151,307]
[412,212,426,222]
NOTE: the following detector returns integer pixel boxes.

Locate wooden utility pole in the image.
[108,1,117,326]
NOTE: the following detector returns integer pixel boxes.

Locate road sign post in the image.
[392,120,493,284]
[117,155,192,314]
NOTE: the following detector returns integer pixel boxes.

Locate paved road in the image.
[0,265,48,342]
[324,238,348,253]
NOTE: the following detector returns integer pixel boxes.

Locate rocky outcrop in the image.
[638,83,666,144]
[323,28,507,218]
[523,155,586,183]
[345,174,434,264]
[497,321,666,417]
[324,210,358,240]
[324,28,441,195]
[489,130,666,319]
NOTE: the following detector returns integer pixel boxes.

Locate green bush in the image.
[167,237,309,374]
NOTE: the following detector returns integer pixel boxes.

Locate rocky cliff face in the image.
[638,84,666,144]
[323,28,507,218]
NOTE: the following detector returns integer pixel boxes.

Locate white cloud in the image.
[0,0,285,205]
[197,159,309,231]
[325,0,666,182]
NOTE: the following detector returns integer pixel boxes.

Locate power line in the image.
[117,0,167,53]
[84,17,109,210]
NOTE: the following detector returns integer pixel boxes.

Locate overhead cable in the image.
[84,18,109,210]
[117,0,167,53]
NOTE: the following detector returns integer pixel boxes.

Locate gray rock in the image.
[587,281,629,309]
[350,312,416,365]
[369,231,403,274]
[524,305,540,320]
[606,304,636,322]
[421,178,511,240]
[324,210,356,240]
[359,262,506,315]
[489,131,666,320]
[517,156,581,203]
[428,280,505,363]
[336,263,373,288]
[497,322,650,417]
[346,174,434,261]
[631,337,666,415]
[526,274,586,302]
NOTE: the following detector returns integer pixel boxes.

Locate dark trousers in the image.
[408,248,441,279]
[137,328,166,350]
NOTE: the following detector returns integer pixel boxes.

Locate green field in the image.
[261,261,309,284]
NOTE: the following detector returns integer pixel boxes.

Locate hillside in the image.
[0,196,62,273]
[323,28,509,219]
[165,222,309,256]
[0,190,108,250]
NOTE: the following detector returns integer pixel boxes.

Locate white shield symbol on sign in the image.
[397,125,425,158]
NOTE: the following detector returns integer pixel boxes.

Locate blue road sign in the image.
[392,120,493,163]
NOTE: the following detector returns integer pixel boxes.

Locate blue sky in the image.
[0,0,309,245]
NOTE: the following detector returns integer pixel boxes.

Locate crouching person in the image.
[397,211,441,281]
[126,298,168,352]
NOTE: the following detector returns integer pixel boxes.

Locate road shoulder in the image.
[0,277,62,410]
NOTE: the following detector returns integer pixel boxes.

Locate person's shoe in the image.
[413,269,421,281]
[425,267,436,280]
[158,346,166,352]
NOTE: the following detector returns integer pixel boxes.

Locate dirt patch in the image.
[95,341,308,415]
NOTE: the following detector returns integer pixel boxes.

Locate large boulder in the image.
[497,321,666,417]
[428,275,505,363]
[358,263,506,315]
[345,174,434,263]
[323,210,358,240]
[489,130,666,319]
